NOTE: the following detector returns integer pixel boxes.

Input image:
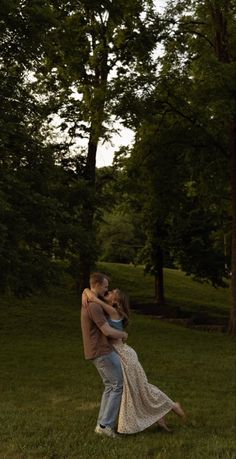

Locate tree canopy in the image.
[0,0,235,333]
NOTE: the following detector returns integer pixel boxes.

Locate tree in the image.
[0,1,87,295]
[110,1,234,309]
[0,0,58,295]
[37,0,161,290]
[160,0,236,331]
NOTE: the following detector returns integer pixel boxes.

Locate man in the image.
[81,272,128,438]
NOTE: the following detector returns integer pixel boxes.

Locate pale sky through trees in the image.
[96,0,168,168]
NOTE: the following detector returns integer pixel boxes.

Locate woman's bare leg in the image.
[172,402,186,420]
[157,417,173,432]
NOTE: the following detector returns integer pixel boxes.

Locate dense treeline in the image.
[0,0,235,333]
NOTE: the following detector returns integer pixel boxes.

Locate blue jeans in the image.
[92,351,123,428]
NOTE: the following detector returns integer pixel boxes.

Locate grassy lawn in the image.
[98,263,230,319]
[0,264,235,459]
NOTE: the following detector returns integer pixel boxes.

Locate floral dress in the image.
[109,319,174,434]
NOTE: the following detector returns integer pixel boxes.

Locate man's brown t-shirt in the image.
[81,301,113,360]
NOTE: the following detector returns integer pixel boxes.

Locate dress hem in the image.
[117,405,173,434]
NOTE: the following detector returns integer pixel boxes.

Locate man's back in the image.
[81,302,112,360]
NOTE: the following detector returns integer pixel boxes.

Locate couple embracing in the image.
[81,272,186,438]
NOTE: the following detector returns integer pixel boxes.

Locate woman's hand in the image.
[86,289,97,302]
[82,290,89,308]
[82,288,97,306]
[122,332,128,342]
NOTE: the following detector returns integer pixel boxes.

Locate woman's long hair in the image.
[113,289,130,327]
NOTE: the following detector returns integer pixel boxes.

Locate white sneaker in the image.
[95,425,118,438]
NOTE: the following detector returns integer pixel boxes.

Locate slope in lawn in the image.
[98,262,230,320]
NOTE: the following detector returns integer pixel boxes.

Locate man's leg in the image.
[92,351,123,429]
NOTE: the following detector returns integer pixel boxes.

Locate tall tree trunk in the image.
[79,137,98,291]
[78,20,109,291]
[155,247,166,305]
[229,120,236,334]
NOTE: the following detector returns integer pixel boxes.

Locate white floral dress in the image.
[110,320,174,434]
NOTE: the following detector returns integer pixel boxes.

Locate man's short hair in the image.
[90,272,109,287]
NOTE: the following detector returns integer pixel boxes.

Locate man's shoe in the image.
[95,425,118,438]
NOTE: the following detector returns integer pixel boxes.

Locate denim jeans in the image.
[92,351,123,428]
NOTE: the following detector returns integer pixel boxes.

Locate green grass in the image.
[0,264,235,459]
[98,263,230,319]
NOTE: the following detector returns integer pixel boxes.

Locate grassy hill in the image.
[98,263,230,319]
[0,264,235,458]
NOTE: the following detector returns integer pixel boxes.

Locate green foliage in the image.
[37,0,161,148]
[1,1,109,294]
[98,210,138,263]
[34,0,162,285]
[0,0,235,302]
[170,200,228,287]
[95,162,145,264]
[112,0,235,291]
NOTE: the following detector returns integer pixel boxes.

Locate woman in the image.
[83,288,186,434]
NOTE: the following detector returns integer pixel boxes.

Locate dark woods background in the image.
[0,0,236,332]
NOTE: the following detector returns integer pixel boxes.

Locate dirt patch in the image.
[131,302,228,333]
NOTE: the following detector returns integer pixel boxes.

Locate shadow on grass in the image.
[131,302,228,333]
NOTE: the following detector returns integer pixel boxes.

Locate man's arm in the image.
[100,322,128,341]
[88,302,128,341]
